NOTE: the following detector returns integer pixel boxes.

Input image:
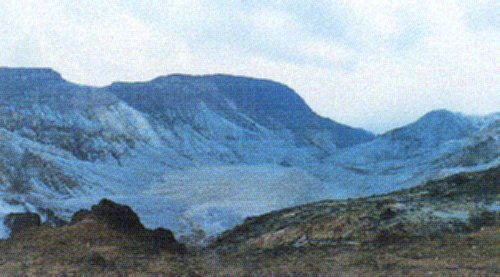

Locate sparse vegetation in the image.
[2,226,497,276]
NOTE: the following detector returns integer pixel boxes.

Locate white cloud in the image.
[0,0,498,132]
[0,0,195,84]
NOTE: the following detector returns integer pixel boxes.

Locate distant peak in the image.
[417,109,466,122]
[422,109,455,117]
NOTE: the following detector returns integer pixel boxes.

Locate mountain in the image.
[322,110,499,197]
[0,67,374,237]
[0,67,497,239]
[107,74,375,164]
[438,115,499,168]
[0,68,162,163]
[384,109,480,146]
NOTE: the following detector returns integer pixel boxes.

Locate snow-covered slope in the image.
[0,67,497,238]
[0,68,188,236]
[107,74,375,165]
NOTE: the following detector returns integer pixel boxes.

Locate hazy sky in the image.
[0,0,498,133]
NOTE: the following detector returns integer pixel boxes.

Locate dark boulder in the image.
[4,212,41,234]
[70,198,186,253]
[380,208,397,220]
[70,199,144,233]
[142,228,187,253]
[70,209,93,224]
[90,199,144,233]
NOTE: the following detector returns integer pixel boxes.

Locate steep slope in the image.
[196,75,374,148]
[0,68,195,194]
[0,68,164,164]
[0,68,191,236]
[107,74,375,164]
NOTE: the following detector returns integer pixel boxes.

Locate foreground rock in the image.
[0,212,192,275]
[71,199,186,253]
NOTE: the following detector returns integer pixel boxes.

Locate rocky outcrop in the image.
[71,199,186,253]
[85,198,144,232]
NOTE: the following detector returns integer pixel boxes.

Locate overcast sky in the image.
[0,0,498,133]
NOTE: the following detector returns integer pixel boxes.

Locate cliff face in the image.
[107,74,375,164]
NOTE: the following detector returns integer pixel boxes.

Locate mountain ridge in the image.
[107,73,375,149]
[0,66,497,239]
